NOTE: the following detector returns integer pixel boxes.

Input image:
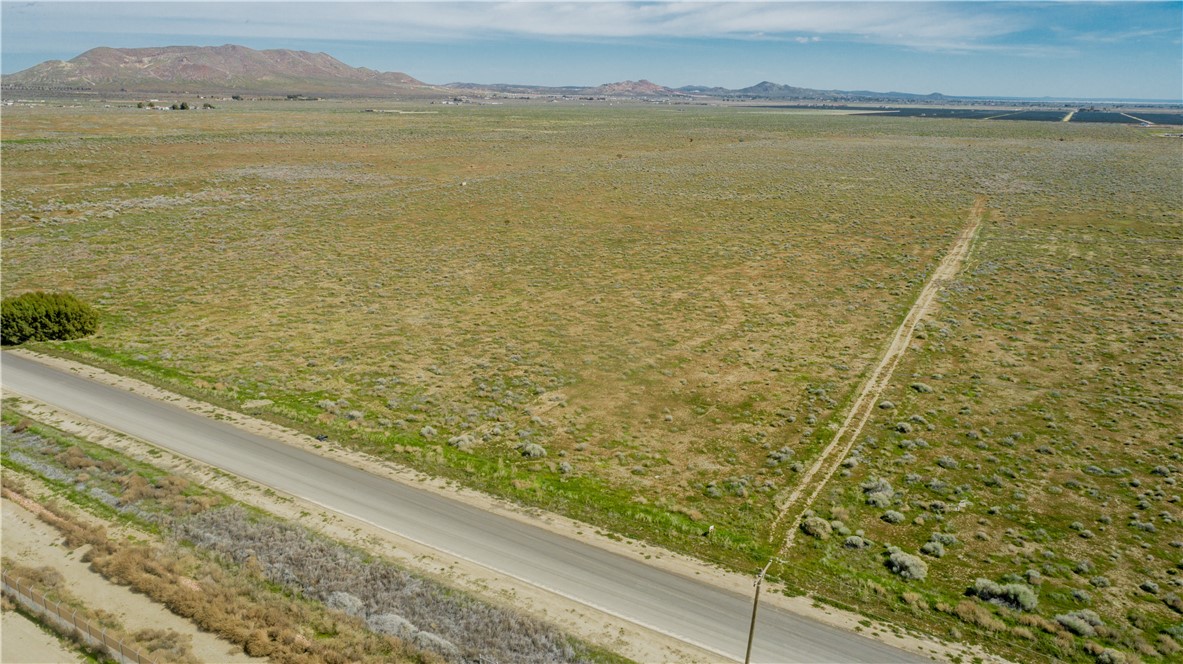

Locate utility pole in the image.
[744,558,775,664]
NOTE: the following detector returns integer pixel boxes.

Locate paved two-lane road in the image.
[1,352,925,663]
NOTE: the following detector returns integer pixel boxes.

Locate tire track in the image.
[770,196,986,553]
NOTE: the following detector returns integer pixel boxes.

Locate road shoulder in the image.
[4,348,995,662]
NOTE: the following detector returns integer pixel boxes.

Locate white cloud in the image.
[2,2,1039,53]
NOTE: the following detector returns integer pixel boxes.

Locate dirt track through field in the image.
[771,196,986,553]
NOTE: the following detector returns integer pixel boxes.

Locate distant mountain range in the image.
[3,44,947,101]
[450,79,947,102]
[447,79,688,98]
[683,80,947,101]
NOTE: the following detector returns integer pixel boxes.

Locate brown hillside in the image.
[2,44,428,95]
[580,79,683,97]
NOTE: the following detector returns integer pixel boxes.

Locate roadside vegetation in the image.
[2,559,200,664]
[0,413,625,663]
[2,99,1179,661]
[1,291,98,345]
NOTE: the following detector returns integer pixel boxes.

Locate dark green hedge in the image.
[1,291,99,345]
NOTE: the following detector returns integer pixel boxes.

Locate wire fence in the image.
[1,570,159,664]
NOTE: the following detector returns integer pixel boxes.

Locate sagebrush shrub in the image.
[1164,592,1183,613]
[448,434,475,451]
[862,478,894,507]
[327,591,365,616]
[920,541,945,558]
[844,535,870,549]
[1055,610,1103,637]
[367,612,416,639]
[886,551,928,580]
[800,516,832,540]
[931,532,958,546]
[766,446,793,466]
[1094,648,1126,664]
[519,443,547,458]
[972,578,1038,611]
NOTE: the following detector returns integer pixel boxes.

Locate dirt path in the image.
[771,196,986,553]
[1,496,262,664]
[1,609,86,664]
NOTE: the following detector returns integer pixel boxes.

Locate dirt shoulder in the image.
[4,348,995,662]
[1,493,260,663]
[1,607,86,664]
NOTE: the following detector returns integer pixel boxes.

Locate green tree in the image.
[1,291,99,345]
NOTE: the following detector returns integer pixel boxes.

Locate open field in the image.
[772,129,1182,659]
[3,99,1180,660]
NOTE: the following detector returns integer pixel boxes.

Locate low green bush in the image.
[1,291,99,345]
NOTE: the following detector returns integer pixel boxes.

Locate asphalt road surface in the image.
[2,352,926,663]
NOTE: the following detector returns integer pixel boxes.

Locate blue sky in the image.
[2,2,1180,100]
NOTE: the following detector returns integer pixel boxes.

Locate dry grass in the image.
[2,561,198,663]
[777,121,1182,660]
[88,543,428,663]
[2,101,1013,560]
[4,100,1181,660]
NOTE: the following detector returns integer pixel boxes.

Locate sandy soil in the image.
[1,608,86,664]
[772,196,987,551]
[1,496,260,663]
[4,349,1008,663]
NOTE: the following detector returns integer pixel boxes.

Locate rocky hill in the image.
[580,79,685,97]
[2,44,430,96]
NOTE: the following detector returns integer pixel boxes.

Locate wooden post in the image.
[744,559,775,664]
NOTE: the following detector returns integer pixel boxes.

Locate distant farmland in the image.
[860,107,1183,124]
[749,106,1183,125]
